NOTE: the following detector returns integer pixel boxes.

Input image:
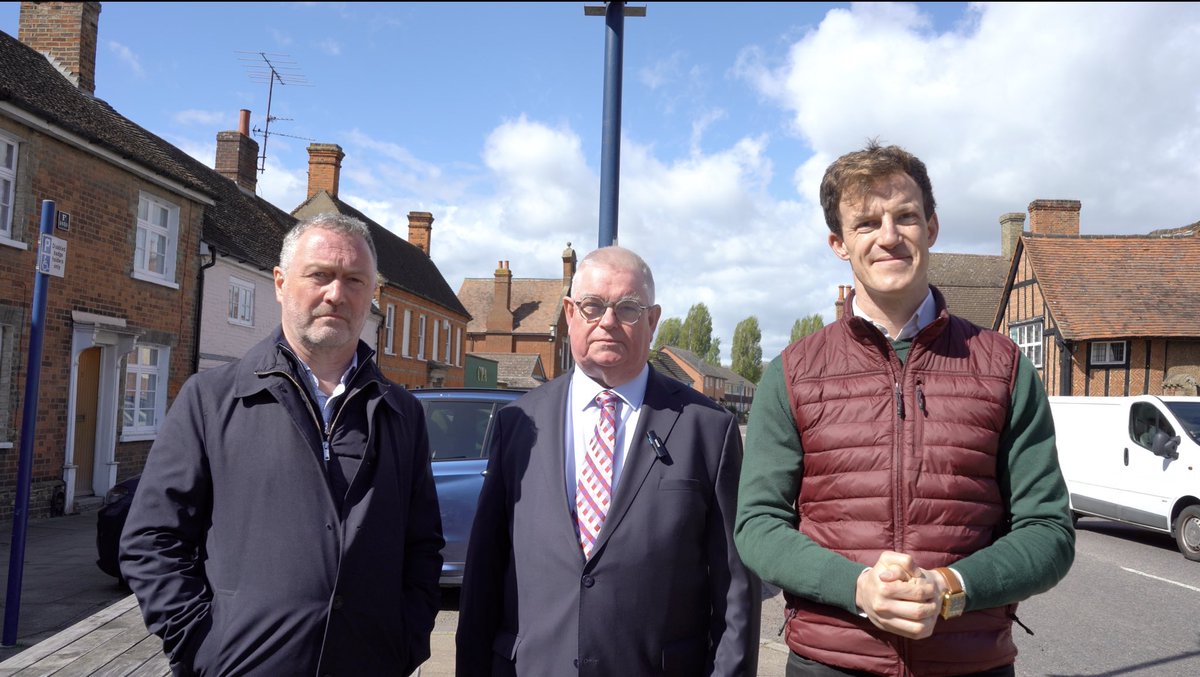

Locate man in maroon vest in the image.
[735,141,1074,677]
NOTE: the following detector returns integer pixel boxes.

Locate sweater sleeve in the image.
[734,356,867,615]
[949,353,1076,610]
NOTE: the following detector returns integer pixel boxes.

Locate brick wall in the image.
[0,116,200,517]
[17,1,100,94]
[376,287,467,389]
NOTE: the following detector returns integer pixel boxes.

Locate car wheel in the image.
[1174,505,1200,562]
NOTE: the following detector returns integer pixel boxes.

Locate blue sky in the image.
[3,2,1199,362]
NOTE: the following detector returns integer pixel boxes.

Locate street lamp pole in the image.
[586,2,644,248]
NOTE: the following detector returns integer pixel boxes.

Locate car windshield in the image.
[424,400,497,460]
[1165,401,1200,444]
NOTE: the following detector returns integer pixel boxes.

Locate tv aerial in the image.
[237,51,314,173]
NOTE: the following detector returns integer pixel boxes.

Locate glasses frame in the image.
[568,297,652,325]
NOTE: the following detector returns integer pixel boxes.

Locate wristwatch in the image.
[934,567,966,620]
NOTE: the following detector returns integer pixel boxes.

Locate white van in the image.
[1048,395,1200,560]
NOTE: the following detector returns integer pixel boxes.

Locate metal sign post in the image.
[4,200,59,646]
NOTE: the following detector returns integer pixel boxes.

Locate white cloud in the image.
[316,38,341,56]
[741,2,1200,253]
[173,110,227,127]
[106,41,143,78]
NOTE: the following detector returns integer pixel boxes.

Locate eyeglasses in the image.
[569,297,651,325]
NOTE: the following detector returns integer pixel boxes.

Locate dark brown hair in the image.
[819,139,936,235]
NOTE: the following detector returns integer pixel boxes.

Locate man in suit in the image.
[456,246,760,676]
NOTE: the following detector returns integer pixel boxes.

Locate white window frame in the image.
[121,344,170,440]
[432,319,440,362]
[401,309,412,357]
[1091,340,1127,366]
[0,130,18,242]
[417,315,427,360]
[384,304,396,355]
[455,327,462,366]
[227,276,254,326]
[1008,320,1044,368]
[133,192,180,288]
[443,320,451,364]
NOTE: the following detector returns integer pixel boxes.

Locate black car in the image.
[96,387,523,586]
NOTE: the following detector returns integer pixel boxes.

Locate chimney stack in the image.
[19,1,101,95]
[1000,212,1025,259]
[562,242,577,294]
[835,285,849,320]
[215,109,259,192]
[306,143,345,200]
[407,211,433,256]
[1028,199,1081,237]
[487,261,514,335]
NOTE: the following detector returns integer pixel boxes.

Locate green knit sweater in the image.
[734,340,1075,615]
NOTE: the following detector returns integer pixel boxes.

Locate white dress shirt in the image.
[563,365,650,504]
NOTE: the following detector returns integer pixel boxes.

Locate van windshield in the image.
[1165,401,1200,444]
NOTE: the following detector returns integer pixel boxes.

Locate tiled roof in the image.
[294,191,469,318]
[470,352,547,389]
[1021,234,1200,339]
[660,346,726,379]
[710,362,752,388]
[929,252,1009,330]
[1149,220,1199,237]
[458,278,566,335]
[649,349,694,387]
[0,30,299,272]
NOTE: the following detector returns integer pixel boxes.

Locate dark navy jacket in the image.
[121,329,443,676]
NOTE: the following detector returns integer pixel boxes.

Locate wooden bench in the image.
[0,595,168,676]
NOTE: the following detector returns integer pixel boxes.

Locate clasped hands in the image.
[854,551,950,640]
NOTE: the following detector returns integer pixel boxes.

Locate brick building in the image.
[996,200,1200,397]
[0,3,209,516]
[457,245,577,381]
[292,144,470,388]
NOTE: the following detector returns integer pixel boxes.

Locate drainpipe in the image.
[192,244,218,374]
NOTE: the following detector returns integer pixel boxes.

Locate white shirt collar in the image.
[570,364,650,413]
[852,288,937,341]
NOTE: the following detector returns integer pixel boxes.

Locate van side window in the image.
[1129,402,1175,450]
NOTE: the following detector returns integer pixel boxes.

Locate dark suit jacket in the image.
[456,368,760,676]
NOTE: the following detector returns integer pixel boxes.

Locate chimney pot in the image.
[215,109,259,192]
[238,109,251,137]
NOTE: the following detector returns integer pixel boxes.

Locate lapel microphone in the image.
[646,431,668,460]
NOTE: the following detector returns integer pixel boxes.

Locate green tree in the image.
[790,313,825,343]
[654,316,683,350]
[705,336,721,366]
[731,317,763,383]
[680,303,715,359]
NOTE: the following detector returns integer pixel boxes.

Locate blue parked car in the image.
[415,388,524,585]
[97,387,524,587]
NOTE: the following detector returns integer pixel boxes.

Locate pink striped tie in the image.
[577,390,618,558]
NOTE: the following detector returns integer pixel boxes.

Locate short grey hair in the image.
[570,246,655,304]
[279,212,378,276]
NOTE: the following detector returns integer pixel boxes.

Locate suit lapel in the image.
[589,370,683,562]
[534,376,587,559]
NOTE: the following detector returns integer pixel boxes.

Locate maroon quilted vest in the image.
[781,288,1019,677]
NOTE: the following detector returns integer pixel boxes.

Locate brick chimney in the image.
[407,211,433,256]
[1000,212,1025,259]
[487,261,514,335]
[835,285,849,320]
[1028,199,1081,236]
[19,1,102,95]
[306,143,345,200]
[562,242,577,294]
[215,109,258,192]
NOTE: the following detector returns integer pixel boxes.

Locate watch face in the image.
[942,592,967,619]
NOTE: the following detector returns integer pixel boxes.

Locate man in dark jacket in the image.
[735,142,1074,676]
[121,213,443,676]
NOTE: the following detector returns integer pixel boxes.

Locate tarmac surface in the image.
[0,510,789,674]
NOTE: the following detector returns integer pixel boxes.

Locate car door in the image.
[1119,400,1177,530]
[424,397,499,585]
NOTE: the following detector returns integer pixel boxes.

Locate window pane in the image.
[2,142,13,170]
[155,205,169,228]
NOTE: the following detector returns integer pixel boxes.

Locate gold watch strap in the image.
[934,567,963,595]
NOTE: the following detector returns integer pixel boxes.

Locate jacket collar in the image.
[232,327,384,402]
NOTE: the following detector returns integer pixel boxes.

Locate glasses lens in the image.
[578,301,606,321]
[614,301,644,324]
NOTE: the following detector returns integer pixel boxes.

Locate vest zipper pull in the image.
[778,607,798,636]
[323,439,331,463]
[894,382,905,419]
[916,382,926,415]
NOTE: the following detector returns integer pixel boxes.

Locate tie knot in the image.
[596,390,618,411]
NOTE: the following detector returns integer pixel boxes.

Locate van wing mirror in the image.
[1151,430,1181,459]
